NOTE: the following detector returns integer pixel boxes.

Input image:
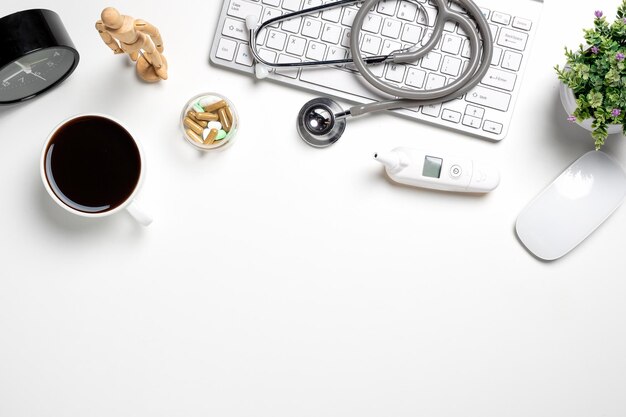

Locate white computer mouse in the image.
[516,151,626,261]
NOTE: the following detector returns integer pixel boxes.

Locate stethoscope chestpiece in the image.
[297,97,346,148]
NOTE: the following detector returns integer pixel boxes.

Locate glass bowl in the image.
[180,93,239,151]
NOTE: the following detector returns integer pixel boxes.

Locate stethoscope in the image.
[245,0,493,148]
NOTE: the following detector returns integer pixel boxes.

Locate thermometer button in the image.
[450,165,462,178]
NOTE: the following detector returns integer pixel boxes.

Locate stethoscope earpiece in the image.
[297,97,346,148]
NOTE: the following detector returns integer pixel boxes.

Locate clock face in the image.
[0,47,76,103]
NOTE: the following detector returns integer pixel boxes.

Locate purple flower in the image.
[612,108,621,117]
[595,10,603,18]
[591,45,599,54]
[623,17,626,23]
[567,115,577,122]
[616,52,625,61]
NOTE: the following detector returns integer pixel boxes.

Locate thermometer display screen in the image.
[423,156,443,179]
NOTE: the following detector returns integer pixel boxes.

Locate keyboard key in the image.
[222,18,248,41]
[406,67,426,88]
[322,6,341,23]
[369,64,385,78]
[491,11,511,25]
[377,0,398,16]
[303,0,323,16]
[461,40,470,58]
[465,105,484,119]
[441,34,462,54]
[462,114,482,128]
[381,39,402,55]
[361,34,382,54]
[321,23,342,43]
[422,104,442,117]
[282,0,302,11]
[417,7,436,27]
[491,47,502,66]
[342,8,358,27]
[267,30,287,50]
[497,28,528,51]
[227,0,262,21]
[420,52,441,71]
[386,64,406,83]
[276,54,301,78]
[423,30,442,49]
[442,109,462,123]
[326,45,347,61]
[302,18,322,38]
[483,120,503,134]
[441,56,461,76]
[235,44,254,66]
[512,17,532,31]
[258,48,277,66]
[341,28,352,47]
[216,38,237,61]
[466,85,511,112]
[501,50,522,71]
[401,24,422,44]
[306,41,327,61]
[263,0,281,6]
[287,35,307,55]
[398,2,418,21]
[489,24,498,38]
[382,18,402,38]
[363,14,382,33]
[444,21,457,32]
[262,7,282,26]
[425,73,446,89]
[481,67,517,91]
[282,17,302,33]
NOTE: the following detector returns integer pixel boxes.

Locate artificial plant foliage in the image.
[555,1,626,149]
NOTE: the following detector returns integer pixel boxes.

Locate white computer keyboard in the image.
[210,0,543,141]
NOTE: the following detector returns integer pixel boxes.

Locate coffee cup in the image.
[40,114,152,226]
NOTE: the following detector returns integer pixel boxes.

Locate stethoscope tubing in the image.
[349,0,492,117]
[248,0,493,121]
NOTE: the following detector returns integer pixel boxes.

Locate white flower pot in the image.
[559,81,622,134]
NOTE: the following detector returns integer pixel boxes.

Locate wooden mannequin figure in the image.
[96,7,168,82]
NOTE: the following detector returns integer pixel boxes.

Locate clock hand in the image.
[28,58,49,66]
[14,61,29,71]
[2,69,24,83]
[30,72,47,81]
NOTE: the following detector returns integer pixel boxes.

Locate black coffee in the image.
[44,115,141,213]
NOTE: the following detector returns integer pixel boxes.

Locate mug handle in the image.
[125,200,153,226]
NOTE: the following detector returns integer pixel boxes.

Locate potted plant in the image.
[555,1,626,149]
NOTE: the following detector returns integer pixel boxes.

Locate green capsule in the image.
[216,129,228,140]
[193,103,205,113]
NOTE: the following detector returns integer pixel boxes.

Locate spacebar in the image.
[298,67,383,101]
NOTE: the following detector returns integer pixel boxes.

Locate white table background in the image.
[1,1,625,416]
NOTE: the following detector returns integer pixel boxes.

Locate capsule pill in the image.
[203,100,227,113]
[218,107,232,132]
[196,112,219,122]
[184,117,204,135]
[188,111,208,128]
[203,128,218,145]
[186,128,203,144]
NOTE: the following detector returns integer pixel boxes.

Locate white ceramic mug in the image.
[40,113,152,226]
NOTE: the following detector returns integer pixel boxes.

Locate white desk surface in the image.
[1,1,625,416]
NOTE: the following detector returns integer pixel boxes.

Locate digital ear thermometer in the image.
[375,147,500,193]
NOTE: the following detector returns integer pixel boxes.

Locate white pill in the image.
[207,121,222,131]
[202,128,210,140]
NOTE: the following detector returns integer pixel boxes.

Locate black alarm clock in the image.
[0,9,79,104]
